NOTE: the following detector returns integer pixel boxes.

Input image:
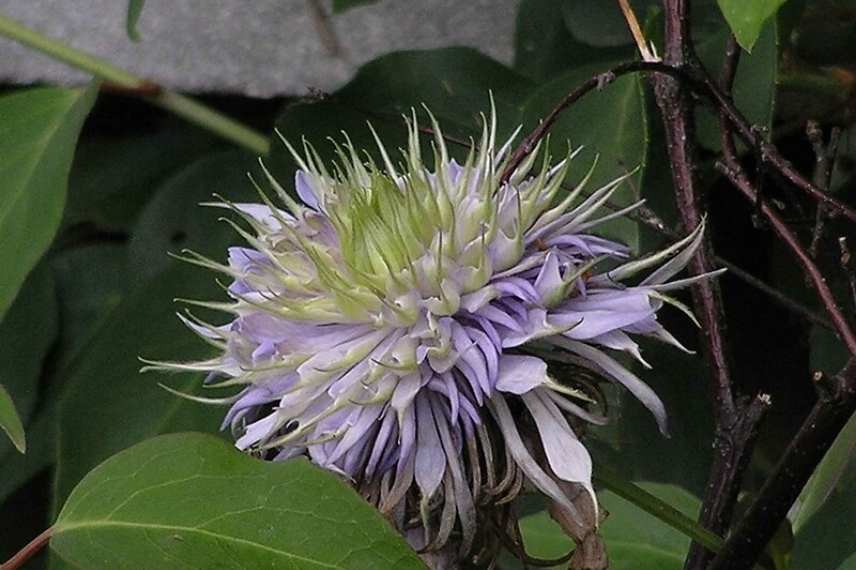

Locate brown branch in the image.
[840,237,856,314]
[807,122,841,259]
[709,358,856,570]
[695,71,856,224]
[1,527,54,570]
[499,60,686,184]
[717,146,856,356]
[644,6,763,569]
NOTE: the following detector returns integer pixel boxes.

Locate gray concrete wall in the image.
[0,0,520,97]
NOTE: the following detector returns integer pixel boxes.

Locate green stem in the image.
[593,464,724,553]
[0,12,269,155]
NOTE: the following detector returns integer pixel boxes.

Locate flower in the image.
[148,108,718,561]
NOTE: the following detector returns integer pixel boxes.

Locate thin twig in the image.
[646,8,763,570]
[1,527,53,570]
[305,0,343,58]
[807,122,842,258]
[710,359,856,570]
[718,148,856,356]
[0,12,269,155]
[840,237,856,313]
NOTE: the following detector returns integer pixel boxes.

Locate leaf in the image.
[0,384,25,454]
[332,0,378,13]
[513,0,636,82]
[562,0,660,48]
[64,123,224,232]
[790,325,856,567]
[840,551,856,570]
[53,262,228,507]
[0,262,58,439]
[270,49,531,193]
[794,412,856,533]
[127,149,258,283]
[0,85,98,322]
[0,400,58,504]
[126,0,145,42]
[519,62,648,252]
[592,335,714,495]
[335,48,533,139]
[716,0,787,51]
[694,14,778,151]
[52,433,423,569]
[791,437,856,569]
[0,264,59,495]
[519,482,698,568]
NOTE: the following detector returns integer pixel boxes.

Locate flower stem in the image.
[592,465,724,554]
[0,11,269,156]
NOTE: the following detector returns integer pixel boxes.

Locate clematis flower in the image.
[147,108,719,562]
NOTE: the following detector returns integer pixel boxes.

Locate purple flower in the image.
[148,109,719,560]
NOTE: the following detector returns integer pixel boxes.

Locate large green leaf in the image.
[513,0,635,82]
[0,85,97,322]
[127,149,258,283]
[791,327,856,567]
[270,48,532,191]
[518,482,698,568]
[0,265,59,498]
[335,48,533,140]
[64,123,223,232]
[794,412,856,532]
[562,0,660,48]
[50,244,128,373]
[0,263,58,436]
[790,433,856,569]
[840,551,856,570]
[716,0,786,51]
[695,15,778,151]
[0,384,25,454]
[52,433,422,569]
[519,62,648,252]
[53,262,227,507]
[0,400,58,505]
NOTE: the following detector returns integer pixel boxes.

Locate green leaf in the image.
[0,85,98,322]
[840,551,856,570]
[52,432,423,569]
[332,0,378,13]
[695,15,778,151]
[791,431,856,569]
[271,49,531,192]
[0,264,59,496]
[513,0,636,82]
[716,0,786,51]
[0,400,58,504]
[791,326,856,567]
[518,62,648,252]
[126,0,145,42]
[562,0,659,48]
[519,482,699,568]
[335,48,533,139]
[794,412,856,533]
[64,123,224,232]
[0,263,58,441]
[50,244,128,373]
[53,263,227,507]
[0,384,25,454]
[127,149,258,283]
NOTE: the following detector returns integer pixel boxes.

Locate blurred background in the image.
[1,1,855,568]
